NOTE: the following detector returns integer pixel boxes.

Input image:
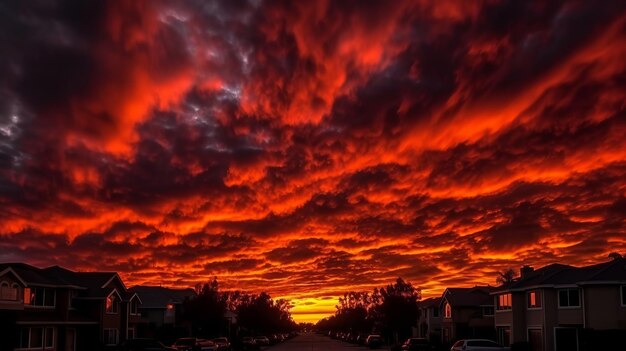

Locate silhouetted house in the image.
[0,263,141,351]
[130,286,195,330]
[416,297,442,341]
[492,257,626,351]
[440,286,496,345]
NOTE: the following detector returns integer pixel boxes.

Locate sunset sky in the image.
[1,0,626,323]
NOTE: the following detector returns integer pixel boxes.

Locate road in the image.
[269,333,374,351]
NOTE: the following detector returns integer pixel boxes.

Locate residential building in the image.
[440,286,496,346]
[492,257,626,351]
[0,263,142,350]
[416,297,442,342]
[130,285,196,335]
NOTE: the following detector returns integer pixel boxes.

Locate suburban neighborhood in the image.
[3,255,626,350]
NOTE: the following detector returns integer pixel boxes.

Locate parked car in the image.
[212,337,231,351]
[366,335,383,349]
[172,338,216,351]
[269,334,281,345]
[254,336,270,346]
[121,338,176,351]
[240,337,259,350]
[402,338,435,351]
[451,339,510,351]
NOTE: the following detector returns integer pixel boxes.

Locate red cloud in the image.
[1,0,626,321]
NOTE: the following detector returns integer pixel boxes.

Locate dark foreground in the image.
[270,333,369,351]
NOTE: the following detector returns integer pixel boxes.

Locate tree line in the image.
[315,278,420,344]
[182,278,298,338]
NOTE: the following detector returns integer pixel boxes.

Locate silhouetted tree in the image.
[496,268,516,286]
[316,277,421,345]
[608,252,623,260]
[373,278,420,344]
[235,292,296,334]
[184,277,227,337]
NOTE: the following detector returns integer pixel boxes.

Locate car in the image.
[450,339,510,351]
[240,337,259,350]
[172,338,216,351]
[121,338,177,351]
[402,338,435,351]
[212,337,231,351]
[269,334,281,345]
[254,336,270,346]
[366,335,383,349]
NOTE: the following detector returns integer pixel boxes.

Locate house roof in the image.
[44,266,122,297]
[0,263,78,287]
[442,286,495,307]
[494,257,626,293]
[130,286,196,308]
[417,297,441,308]
[0,262,130,299]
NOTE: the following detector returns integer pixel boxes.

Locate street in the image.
[269,333,373,351]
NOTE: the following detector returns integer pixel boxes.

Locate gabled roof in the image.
[442,286,495,307]
[44,266,123,298]
[0,267,28,286]
[493,257,626,293]
[130,286,196,309]
[0,263,80,288]
[0,263,133,299]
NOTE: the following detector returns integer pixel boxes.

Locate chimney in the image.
[520,265,534,279]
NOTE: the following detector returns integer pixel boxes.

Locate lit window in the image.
[558,289,580,308]
[106,293,119,314]
[527,290,542,309]
[26,288,55,307]
[497,293,512,310]
[444,302,452,318]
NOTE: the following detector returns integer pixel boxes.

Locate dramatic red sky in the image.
[1,0,626,323]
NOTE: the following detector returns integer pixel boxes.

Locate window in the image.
[106,293,120,314]
[432,307,439,317]
[103,329,119,345]
[621,286,626,306]
[527,290,542,309]
[444,302,452,318]
[165,303,175,318]
[30,327,43,348]
[45,328,54,348]
[20,328,29,348]
[26,288,55,307]
[18,327,54,349]
[127,328,135,340]
[497,293,512,310]
[68,290,79,309]
[130,298,139,315]
[558,289,580,308]
[0,281,18,301]
[496,326,511,346]
[483,306,495,316]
